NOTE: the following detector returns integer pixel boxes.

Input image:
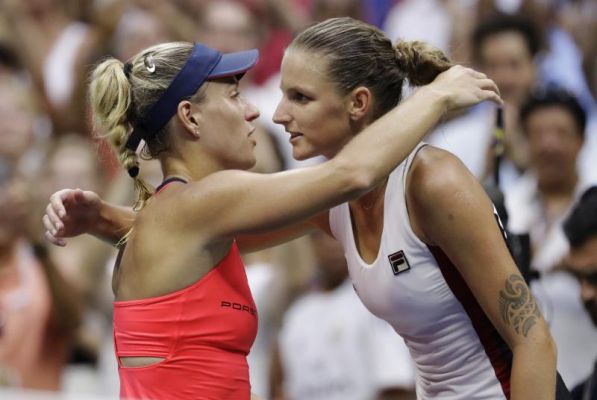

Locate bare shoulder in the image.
[130,172,239,235]
[141,169,268,238]
[406,146,490,245]
[152,170,251,219]
[408,145,478,207]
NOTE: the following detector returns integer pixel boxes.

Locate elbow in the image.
[514,325,557,361]
[540,333,558,369]
[537,326,557,359]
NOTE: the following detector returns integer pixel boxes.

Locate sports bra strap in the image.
[155,177,188,194]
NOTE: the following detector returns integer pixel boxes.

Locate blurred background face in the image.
[113,9,169,61]
[0,181,28,254]
[43,136,104,196]
[478,31,536,106]
[198,0,260,53]
[566,237,597,326]
[525,106,583,190]
[0,85,35,165]
[312,0,362,21]
[22,0,54,14]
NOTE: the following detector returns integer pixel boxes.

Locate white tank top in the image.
[329,144,512,400]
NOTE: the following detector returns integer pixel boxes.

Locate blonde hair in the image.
[291,17,452,118]
[88,42,195,211]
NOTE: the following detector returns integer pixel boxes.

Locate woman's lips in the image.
[289,132,303,143]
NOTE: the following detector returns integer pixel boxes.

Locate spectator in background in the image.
[0,176,80,391]
[0,44,23,79]
[0,78,50,184]
[505,88,597,388]
[383,0,453,56]
[427,13,541,194]
[40,135,110,300]
[310,0,364,22]
[558,0,597,100]
[427,7,596,191]
[198,0,263,61]
[562,186,597,400]
[197,0,279,88]
[36,134,117,395]
[516,0,597,185]
[0,0,95,135]
[110,6,171,63]
[270,231,416,400]
[516,0,596,112]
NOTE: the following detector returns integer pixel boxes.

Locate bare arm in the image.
[44,67,500,247]
[43,189,330,251]
[408,147,556,400]
[179,67,501,241]
[43,189,134,247]
[236,211,331,253]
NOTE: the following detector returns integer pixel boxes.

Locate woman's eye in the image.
[291,92,310,103]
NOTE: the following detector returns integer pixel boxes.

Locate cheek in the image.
[303,108,349,142]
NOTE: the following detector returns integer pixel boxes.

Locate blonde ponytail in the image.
[394,40,452,86]
[88,57,154,211]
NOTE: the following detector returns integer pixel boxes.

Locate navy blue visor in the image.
[125,43,259,151]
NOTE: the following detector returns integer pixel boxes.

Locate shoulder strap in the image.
[155,177,188,194]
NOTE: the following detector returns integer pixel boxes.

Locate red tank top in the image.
[113,179,258,399]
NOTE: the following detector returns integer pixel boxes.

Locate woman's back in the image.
[113,180,258,400]
[113,180,231,301]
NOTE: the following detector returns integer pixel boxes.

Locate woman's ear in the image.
[176,100,200,139]
[347,86,372,121]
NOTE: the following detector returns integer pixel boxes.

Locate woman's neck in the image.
[538,173,578,199]
[350,178,388,214]
[161,153,222,183]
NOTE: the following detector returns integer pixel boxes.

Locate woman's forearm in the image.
[510,339,557,400]
[91,201,135,246]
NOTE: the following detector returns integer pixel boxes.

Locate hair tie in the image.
[144,54,156,73]
[123,62,133,79]
[127,166,140,178]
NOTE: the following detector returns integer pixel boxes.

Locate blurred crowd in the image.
[0,0,595,399]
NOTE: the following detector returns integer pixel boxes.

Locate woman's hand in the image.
[426,65,503,111]
[43,189,102,246]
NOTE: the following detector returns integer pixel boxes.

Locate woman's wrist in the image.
[92,200,128,246]
[416,85,450,116]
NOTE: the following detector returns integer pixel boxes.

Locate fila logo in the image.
[388,250,411,275]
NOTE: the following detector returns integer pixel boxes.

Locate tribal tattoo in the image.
[498,274,541,337]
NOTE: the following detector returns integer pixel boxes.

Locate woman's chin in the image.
[291,143,317,161]
[292,149,312,161]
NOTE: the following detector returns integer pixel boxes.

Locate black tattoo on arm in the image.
[498,274,541,337]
